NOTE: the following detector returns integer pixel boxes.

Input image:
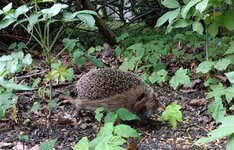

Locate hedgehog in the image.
[63,68,162,119]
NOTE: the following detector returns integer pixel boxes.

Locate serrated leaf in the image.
[39,139,57,150]
[196,61,214,74]
[206,83,225,99]
[225,71,234,84]
[195,115,234,145]
[214,58,231,70]
[161,101,182,129]
[192,21,203,34]
[116,108,140,121]
[97,123,114,137]
[162,0,180,8]
[149,69,168,84]
[208,97,225,123]
[169,67,190,90]
[74,137,89,150]
[114,124,139,138]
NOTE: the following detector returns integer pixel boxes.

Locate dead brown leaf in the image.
[188,98,207,106]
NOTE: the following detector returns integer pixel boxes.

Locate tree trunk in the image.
[81,0,118,45]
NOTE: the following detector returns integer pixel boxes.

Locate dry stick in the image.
[172,130,177,150]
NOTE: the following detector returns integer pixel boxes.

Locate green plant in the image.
[0,51,33,119]
[39,139,57,150]
[74,108,140,150]
[63,38,104,68]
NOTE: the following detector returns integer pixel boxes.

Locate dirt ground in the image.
[0,80,225,150]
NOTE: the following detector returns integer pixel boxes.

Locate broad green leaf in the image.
[77,14,95,28]
[31,102,41,112]
[149,69,168,84]
[227,133,234,150]
[172,19,192,28]
[204,78,218,87]
[192,21,203,34]
[116,108,140,121]
[63,12,79,21]
[156,8,180,27]
[0,18,15,30]
[39,139,57,150]
[195,116,234,145]
[225,71,234,84]
[104,112,118,124]
[0,110,4,118]
[15,5,29,18]
[169,67,190,90]
[74,137,89,150]
[225,86,234,103]
[97,123,114,137]
[95,107,104,122]
[77,10,98,16]
[22,54,33,65]
[41,3,68,17]
[214,58,231,70]
[195,0,208,13]
[162,0,180,8]
[224,0,232,4]
[196,61,214,74]
[208,23,218,37]
[181,0,201,18]
[89,57,104,68]
[27,13,42,32]
[206,83,225,99]
[208,98,225,123]
[225,42,234,55]
[224,10,234,31]
[161,101,182,129]
[119,57,138,71]
[0,92,18,110]
[48,100,57,109]
[114,124,139,138]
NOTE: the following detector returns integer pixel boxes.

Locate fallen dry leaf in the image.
[29,144,39,150]
[188,98,207,106]
[0,142,13,148]
[13,142,28,150]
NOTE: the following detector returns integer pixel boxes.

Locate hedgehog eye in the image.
[137,93,145,101]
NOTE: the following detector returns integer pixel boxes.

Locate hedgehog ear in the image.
[137,93,145,101]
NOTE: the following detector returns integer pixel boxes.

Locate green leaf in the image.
[74,137,89,150]
[192,21,203,34]
[15,5,29,18]
[77,14,95,28]
[89,57,104,67]
[41,3,68,17]
[208,98,225,123]
[0,110,4,118]
[149,69,168,84]
[195,0,208,13]
[116,108,140,121]
[225,86,234,103]
[227,133,234,150]
[32,78,41,88]
[162,0,180,8]
[104,112,118,124]
[114,124,140,138]
[169,67,190,90]
[0,18,15,30]
[225,42,234,55]
[208,23,218,37]
[95,107,104,122]
[225,71,234,84]
[206,83,225,99]
[161,101,182,129]
[119,57,138,71]
[39,139,57,150]
[22,54,33,65]
[0,80,33,90]
[2,3,12,13]
[31,102,41,112]
[181,0,201,18]
[20,135,29,142]
[48,100,57,109]
[214,58,231,71]
[27,13,42,32]
[0,92,18,110]
[196,61,214,74]
[172,19,192,28]
[97,123,114,137]
[156,8,180,27]
[195,115,234,145]
[224,10,234,31]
